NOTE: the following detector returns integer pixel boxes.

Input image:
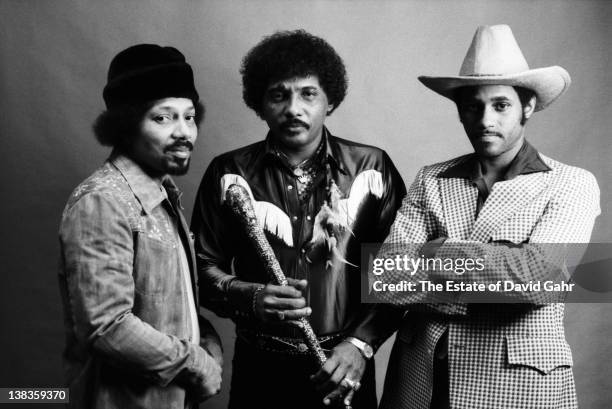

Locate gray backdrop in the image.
[1,1,610,408]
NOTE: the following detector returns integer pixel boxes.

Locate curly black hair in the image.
[93,100,205,149]
[240,29,348,117]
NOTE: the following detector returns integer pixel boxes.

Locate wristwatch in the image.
[344,337,374,359]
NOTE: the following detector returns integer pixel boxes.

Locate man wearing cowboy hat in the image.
[58,44,223,408]
[377,25,600,408]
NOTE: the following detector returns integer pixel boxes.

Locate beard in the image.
[164,157,191,176]
[163,140,194,176]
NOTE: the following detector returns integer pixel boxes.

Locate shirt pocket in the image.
[506,336,573,375]
[132,233,178,302]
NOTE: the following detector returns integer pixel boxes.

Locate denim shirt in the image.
[59,153,220,409]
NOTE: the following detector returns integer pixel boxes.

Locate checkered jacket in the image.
[379,153,600,409]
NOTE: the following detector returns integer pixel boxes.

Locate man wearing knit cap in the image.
[191,30,406,408]
[377,25,600,408]
[58,44,222,408]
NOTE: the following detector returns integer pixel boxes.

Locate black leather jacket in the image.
[192,129,406,350]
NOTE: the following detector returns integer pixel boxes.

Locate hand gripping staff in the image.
[225,184,355,409]
[225,184,327,364]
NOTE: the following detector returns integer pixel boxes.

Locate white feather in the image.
[220,174,255,204]
[338,169,384,226]
[220,173,294,247]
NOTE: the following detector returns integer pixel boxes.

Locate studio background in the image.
[1,1,610,408]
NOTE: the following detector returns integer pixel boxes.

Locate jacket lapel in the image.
[438,177,478,240]
[163,180,200,306]
[469,172,549,242]
[176,208,199,306]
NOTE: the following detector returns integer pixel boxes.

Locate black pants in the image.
[228,336,377,409]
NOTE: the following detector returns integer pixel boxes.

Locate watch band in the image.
[345,336,374,359]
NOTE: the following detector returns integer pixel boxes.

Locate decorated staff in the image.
[225,183,359,408]
[225,184,327,365]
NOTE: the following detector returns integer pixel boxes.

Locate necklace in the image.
[274,142,324,202]
[293,163,313,184]
[292,159,319,197]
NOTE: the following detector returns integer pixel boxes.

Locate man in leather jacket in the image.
[191,30,406,409]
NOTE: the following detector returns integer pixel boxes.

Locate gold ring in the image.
[341,377,356,389]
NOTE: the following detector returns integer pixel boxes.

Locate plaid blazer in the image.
[379,153,600,409]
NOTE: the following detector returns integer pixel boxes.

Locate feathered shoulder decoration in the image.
[220,174,294,247]
[309,169,384,268]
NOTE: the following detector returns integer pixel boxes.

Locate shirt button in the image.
[292,216,298,222]
[306,215,312,221]
[288,185,293,190]
[301,248,306,254]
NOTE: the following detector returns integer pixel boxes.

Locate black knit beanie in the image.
[102,44,199,109]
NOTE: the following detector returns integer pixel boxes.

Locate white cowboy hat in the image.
[418,24,571,111]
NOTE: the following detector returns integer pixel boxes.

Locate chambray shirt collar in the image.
[260,127,347,174]
[110,152,170,214]
[438,140,551,181]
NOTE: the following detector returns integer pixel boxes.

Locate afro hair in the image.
[240,29,348,117]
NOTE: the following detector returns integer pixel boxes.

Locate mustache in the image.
[280,119,310,130]
[472,130,502,138]
[165,140,194,152]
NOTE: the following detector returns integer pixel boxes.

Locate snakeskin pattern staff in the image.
[225,184,327,365]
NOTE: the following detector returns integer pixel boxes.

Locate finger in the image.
[323,382,351,406]
[265,296,306,310]
[267,284,303,298]
[285,319,304,328]
[262,308,291,321]
[343,389,356,407]
[343,366,363,392]
[286,277,308,291]
[311,357,339,384]
[319,362,349,394]
[281,307,312,320]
